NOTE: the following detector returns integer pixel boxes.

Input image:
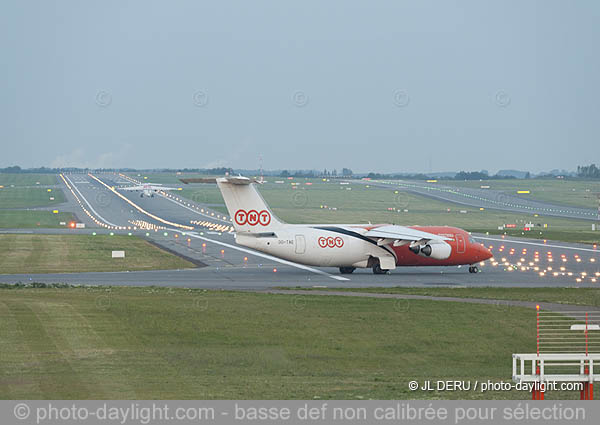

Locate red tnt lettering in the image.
[247,210,259,226]
[258,210,271,226]
[235,210,248,225]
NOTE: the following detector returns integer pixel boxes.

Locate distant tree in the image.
[342,168,353,177]
[280,170,290,177]
[2,165,22,173]
[577,164,600,179]
[332,169,337,177]
[454,170,489,180]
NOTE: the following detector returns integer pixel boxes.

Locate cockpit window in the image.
[468,236,477,244]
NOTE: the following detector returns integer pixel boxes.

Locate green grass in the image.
[443,179,600,209]
[278,287,600,307]
[0,234,195,274]
[0,173,57,187]
[0,187,66,208]
[0,286,553,399]
[0,211,75,228]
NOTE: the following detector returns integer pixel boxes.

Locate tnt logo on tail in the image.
[235,209,271,226]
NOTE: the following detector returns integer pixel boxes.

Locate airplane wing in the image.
[119,185,145,191]
[364,225,451,246]
[180,178,217,184]
[180,176,261,185]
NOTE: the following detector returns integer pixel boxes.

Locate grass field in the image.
[443,179,600,209]
[0,173,57,187]
[0,234,195,274]
[279,287,600,307]
[0,211,75,228]
[0,187,66,208]
[0,286,555,399]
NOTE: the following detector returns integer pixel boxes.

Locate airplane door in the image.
[295,235,306,254]
[456,234,466,254]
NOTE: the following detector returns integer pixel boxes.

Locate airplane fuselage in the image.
[235,224,491,270]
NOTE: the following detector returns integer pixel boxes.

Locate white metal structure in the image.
[512,309,600,399]
[513,353,600,383]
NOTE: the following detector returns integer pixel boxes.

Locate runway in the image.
[357,179,598,221]
[1,172,598,289]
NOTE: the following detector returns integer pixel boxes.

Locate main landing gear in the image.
[372,264,389,275]
[468,265,479,274]
[338,265,389,275]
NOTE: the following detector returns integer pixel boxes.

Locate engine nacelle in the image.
[410,241,451,260]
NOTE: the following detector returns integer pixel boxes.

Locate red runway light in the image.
[273,268,277,273]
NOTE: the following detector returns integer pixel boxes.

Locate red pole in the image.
[536,305,540,356]
[585,312,589,356]
[581,367,590,400]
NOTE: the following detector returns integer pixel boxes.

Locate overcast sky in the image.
[1,1,599,173]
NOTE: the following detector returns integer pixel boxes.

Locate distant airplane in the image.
[118,182,179,198]
[180,176,493,274]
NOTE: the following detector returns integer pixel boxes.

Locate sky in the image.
[1,1,599,174]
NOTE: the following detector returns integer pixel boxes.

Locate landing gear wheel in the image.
[469,266,479,274]
[339,267,356,274]
[372,264,389,275]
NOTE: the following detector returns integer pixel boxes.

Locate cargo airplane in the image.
[118,183,178,198]
[180,176,493,274]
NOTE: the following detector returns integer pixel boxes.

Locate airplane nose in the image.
[481,245,493,261]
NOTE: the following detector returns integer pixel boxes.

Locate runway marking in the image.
[89,174,193,230]
[0,230,33,234]
[180,231,350,281]
[476,236,599,254]
[157,191,231,224]
[63,174,120,228]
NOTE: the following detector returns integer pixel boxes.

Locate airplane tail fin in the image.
[181,176,283,233]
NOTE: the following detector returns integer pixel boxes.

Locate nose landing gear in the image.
[468,265,479,274]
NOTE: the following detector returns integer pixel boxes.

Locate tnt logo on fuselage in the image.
[235,209,271,226]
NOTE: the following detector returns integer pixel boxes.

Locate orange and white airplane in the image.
[181,176,493,274]
[118,182,178,198]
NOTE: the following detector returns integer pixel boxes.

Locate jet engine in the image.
[409,241,451,260]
